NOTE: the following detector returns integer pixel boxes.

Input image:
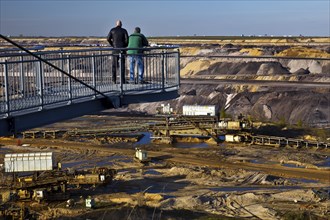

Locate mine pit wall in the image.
[1,37,329,128]
[127,83,330,129]
[129,47,330,128]
[180,56,330,77]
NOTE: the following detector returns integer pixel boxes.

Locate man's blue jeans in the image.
[129,55,144,82]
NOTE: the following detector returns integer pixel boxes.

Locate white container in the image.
[217,121,228,129]
[182,105,216,116]
[34,190,44,199]
[225,135,242,142]
[162,103,172,114]
[86,197,95,208]
[135,148,148,161]
[4,152,54,173]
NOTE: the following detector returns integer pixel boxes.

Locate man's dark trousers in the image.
[112,51,126,84]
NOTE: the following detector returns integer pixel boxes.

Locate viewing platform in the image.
[0,46,180,136]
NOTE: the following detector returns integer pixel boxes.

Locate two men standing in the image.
[107,20,148,84]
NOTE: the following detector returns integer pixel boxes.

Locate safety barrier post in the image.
[19,55,25,94]
[161,50,165,91]
[37,60,44,109]
[92,53,97,99]
[67,55,72,104]
[119,52,124,94]
[4,60,10,116]
[60,52,65,85]
[177,48,181,86]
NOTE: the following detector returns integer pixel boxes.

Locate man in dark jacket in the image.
[127,27,148,83]
[107,20,128,83]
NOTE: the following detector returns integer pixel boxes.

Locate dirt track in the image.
[1,137,329,183]
[0,112,329,219]
[1,134,330,219]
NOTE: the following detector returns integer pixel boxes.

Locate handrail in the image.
[0,34,114,106]
[0,37,180,135]
[0,36,180,118]
[0,45,179,58]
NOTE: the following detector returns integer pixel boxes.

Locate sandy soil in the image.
[0,115,329,219]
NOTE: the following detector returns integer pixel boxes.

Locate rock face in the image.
[196,61,293,76]
[262,104,272,119]
[256,62,291,75]
[128,44,329,127]
[287,60,324,74]
[136,44,330,127]
[179,43,329,76]
[129,84,329,127]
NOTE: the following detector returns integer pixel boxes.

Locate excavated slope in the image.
[130,43,330,127]
[1,37,329,126]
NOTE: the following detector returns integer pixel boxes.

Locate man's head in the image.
[134,27,141,33]
[116,20,122,27]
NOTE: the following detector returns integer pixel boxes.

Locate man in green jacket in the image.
[127,27,149,83]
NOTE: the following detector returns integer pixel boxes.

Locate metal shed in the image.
[182,105,216,116]
[4,152,54,173]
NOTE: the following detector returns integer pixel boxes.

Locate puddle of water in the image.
[133,132,214,148]
[218,135,225,141]
[317,157,330,168]
[134,132,151,145]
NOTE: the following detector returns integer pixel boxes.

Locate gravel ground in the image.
[0,115,329,219]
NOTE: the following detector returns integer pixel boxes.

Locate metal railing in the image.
[0,47,180,118]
